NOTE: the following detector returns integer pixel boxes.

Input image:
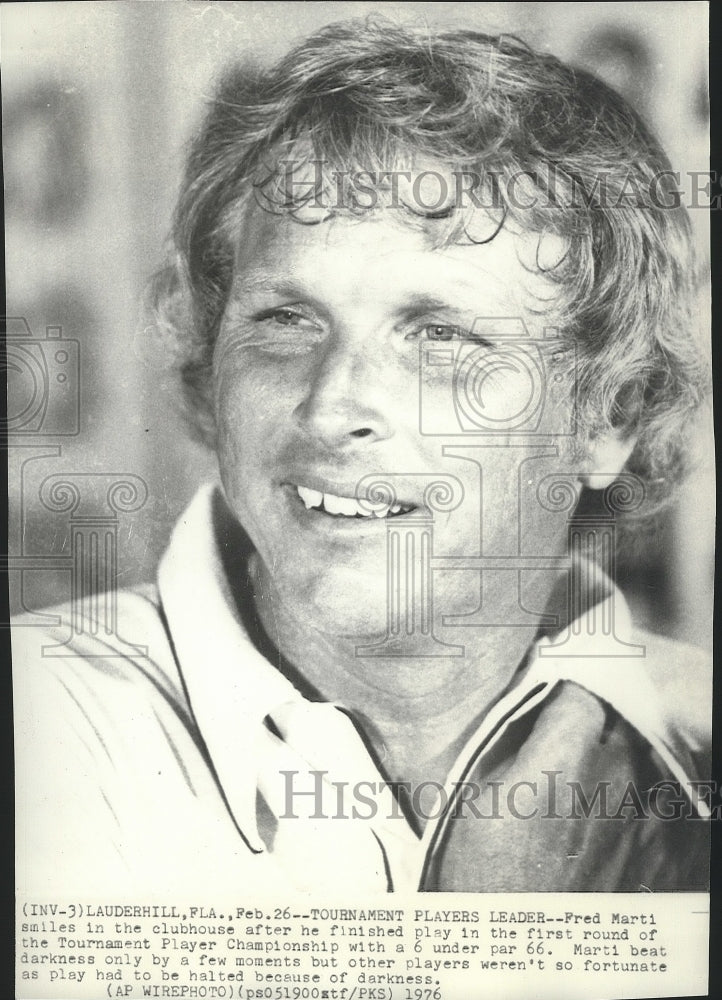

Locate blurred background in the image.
[3,1,712,648]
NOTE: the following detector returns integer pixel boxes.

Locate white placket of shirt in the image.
[157,486,423,889]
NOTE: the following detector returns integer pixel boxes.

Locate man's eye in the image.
[424,324,460,341]
[408,324,487,342]
[404,324,466,342]
[263,308,308,327]
[248,307,324,339]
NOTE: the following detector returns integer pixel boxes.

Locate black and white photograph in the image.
[6,2,713,998]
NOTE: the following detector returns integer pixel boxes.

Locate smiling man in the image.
[14,21,710,895]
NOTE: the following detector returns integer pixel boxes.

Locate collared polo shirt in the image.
[14,484,711,895]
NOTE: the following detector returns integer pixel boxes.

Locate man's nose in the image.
[292,334,393,445]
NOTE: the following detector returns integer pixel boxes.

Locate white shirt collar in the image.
[158,483,303,852]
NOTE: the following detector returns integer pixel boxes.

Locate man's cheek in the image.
[216,417,261,509]
[215,408,241,467]
[215,378,259,442]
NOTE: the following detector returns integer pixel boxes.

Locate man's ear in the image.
[579,432,637,489]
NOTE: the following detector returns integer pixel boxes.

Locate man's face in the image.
[214,205,578,642]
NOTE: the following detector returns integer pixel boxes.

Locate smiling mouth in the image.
[294,484,416,519]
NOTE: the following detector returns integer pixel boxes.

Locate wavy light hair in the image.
[151,18,707,515]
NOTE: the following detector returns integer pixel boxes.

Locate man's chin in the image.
[304,598,390,643]
[279,574,391,643]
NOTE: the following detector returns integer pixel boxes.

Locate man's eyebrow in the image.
[393,294,470,319]
[233,273,307,297]
[235,277,475,313]
[232,274,495,322]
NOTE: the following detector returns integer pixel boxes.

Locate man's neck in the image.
[247,552,559,801]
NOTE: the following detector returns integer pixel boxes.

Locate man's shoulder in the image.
[11,583,187,719]
[630,624,711,681]
[630,625,712,754]
[524,624,711,781]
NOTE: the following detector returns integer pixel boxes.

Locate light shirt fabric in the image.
[14,484,710,896]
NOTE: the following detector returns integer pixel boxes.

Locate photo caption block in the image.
[16,892,709,1000]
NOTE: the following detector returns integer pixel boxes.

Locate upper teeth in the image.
[296,485,409,518]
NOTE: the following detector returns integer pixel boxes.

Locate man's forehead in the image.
[230,203,567,315]
[241,152,567,245]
